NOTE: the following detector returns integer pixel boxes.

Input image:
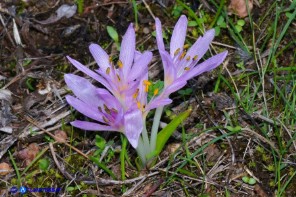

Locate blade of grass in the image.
[209,0,225,28]
[89,156,116,179]
[9,151,21,187]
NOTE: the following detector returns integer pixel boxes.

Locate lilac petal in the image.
[182,51,228,81]
[164,80,187,96]
[65,74,103,106]
[66,95,103,122]
[138,72,148,105]
[89,44,110,72]
[155,18,165,51]
[129,51,152,81]
[159,50,177,87]
[119,23,135,78]
[67,56,112,91]
[124,109,143,148]
[134,51,142,62]
[71,120,118,131]
[170,15,188,57]
[186,29,215,63]
[96,88,122,109]
[113,107,124,127]
[146,97,172,111]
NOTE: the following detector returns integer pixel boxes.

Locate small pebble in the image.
[143,27,150,34]
[0,162,11,176]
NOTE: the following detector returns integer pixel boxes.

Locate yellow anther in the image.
[193,55,198,61]
[117,60,123,68]
[143,80,151,86]
[137,101,141,110]
[153,88,159,96]
[133,89,139,99]
[103,116,109,123]
[184,67,190,71]
[174,48,181,56]
[106,67,110,75]
[104,104,111,114]
[111,108,118,113]
[179,51,187,60]
[143,80,152,92]
[137,101,145,111]
[116,74,121,81]
[186,56,191,61]
[183,44,190,49]
[109,56,113,63]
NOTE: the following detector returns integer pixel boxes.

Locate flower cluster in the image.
[65,15,227,160]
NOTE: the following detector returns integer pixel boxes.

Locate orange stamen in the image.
[104,104,110,114]
[133,89,139,99]
[179,51,186,60]
[106,67,110,74]
[193,55,198,61]
[103,116,109,123]
[174,48,181,56]
[117,60,123,68]
[116,74,121,81]
[183,44,190,49]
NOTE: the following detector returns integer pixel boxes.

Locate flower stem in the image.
[141,121,150,155]
[136,137,146,165]
[150,106,164,152]
[120,134,127,191]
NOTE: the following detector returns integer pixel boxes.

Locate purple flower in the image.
[146,15,228,110]
[65,24,152,148]
[65,74,143,148]
[67,24,152,111]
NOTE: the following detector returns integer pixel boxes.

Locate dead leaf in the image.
[18,143,40,166]
[35,4,77,25]
[166,143,181,154]
[254,184,268,197]
[0,89,15,129]
[228,0,253,18]
[0,89,12,102]
[204,144,221,162]
[0,162,12,176]
[54,130,67,143]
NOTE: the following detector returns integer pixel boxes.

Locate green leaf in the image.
[234,25,242,32]
[248,178,256,185]
[242,176,249,183]
[217,16,225,26]
[172,5,184,18]
[285,12,293,19]
[107,26,119,42]
[226,126,241,132]
[214,26,221,36]
[188,21,198,27]
[220,22,227,28]
[95,135,106,150]
[66,186,75,192]
[147,109,192,159]
[178,88,192,96]
[237,19,245,26]
[38,158,50,171]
